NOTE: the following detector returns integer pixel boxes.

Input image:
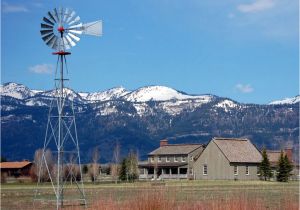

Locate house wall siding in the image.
[194,141,260,180]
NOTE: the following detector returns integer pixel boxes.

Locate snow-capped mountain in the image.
[36,87,83,102]
[0,82,37,100]
[79,87,130,101]
[1,82,298,162]
[269,96,300,105]
[122,85,210,102]
[1,82,298,116]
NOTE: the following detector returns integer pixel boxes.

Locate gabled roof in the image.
[266,150,293,166]
[0,161,32,169]
[213,138,262,163]
[149,144,203,155]
[266,150,282,164]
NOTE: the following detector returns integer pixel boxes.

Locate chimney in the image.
[285,148,293,162]
[160,139,168,147]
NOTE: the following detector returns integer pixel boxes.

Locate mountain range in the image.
[1,82,299,162]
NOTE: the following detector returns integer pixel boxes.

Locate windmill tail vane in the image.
[35,7,102,209]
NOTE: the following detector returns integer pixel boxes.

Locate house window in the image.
[158,157,162,162]
[150,157,154,163]
[166,156,170,162]
[174,156,178,162]
[246,166,249,175]
[234,166,238,175]
[189,168,193,175]
[190,156,193,161]
[203,164,207,175]
[181,157,186,162]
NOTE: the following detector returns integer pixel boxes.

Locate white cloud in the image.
[237,0,275,13]
[2,2,28,13]
[29,64,53,74]
[235,84,254,93]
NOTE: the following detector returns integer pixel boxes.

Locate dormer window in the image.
[158,157,162,162]
[166,156,170,162]
[181,157,186,162]
[174,156,178,162]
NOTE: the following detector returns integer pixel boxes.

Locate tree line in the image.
[29,142,139,183]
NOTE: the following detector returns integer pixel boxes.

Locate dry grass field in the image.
[1,180,299,210]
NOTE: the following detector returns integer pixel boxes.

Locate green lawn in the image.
[1,180,299,210]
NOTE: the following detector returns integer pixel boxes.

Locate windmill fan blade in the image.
[59,7,64,22]
[45,36,55,45]
[68,29,82,35]
[42,33,54,42]
[62,37,71,50]
[43,17,54,26]
[48,11,56,23]
[82,20,102,36]
[53,8,59,24]
[66,35,76,47]
[66,11,76,23]
[41,23,53,29]
[47,36,57,49]
[40,29,53,36]
[68,23,83,30]
[63,8,70,23]
[68,32,80,42]
[53,38,62,50]
[69,16,80,26]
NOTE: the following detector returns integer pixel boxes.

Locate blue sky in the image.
[1,0,299,104]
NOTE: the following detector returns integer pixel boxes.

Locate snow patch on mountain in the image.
[37,88,83,102]
[80,87,130,101]
[160,98,213,115]
[215,100,238,112]
[123,86,210,102]
[0,82,34,99]
[269,96,300,105]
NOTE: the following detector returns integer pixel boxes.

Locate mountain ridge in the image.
[1,82,299,162]
[1,82,298,105]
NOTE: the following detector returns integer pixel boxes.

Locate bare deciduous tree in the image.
[89,146,100,183]
[111,142,120,183]
[31,149,54,182]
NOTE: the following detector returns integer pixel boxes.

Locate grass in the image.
[1,180,299,210]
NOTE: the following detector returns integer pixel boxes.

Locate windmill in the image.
[34,7,102,209]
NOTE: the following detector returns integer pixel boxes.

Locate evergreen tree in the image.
[259,149,272,181]
[119,158,127,181]
[276,151,293,182]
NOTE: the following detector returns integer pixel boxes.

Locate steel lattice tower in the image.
[34,7,102,209]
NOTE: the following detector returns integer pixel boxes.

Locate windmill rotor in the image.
[40,7,102,51]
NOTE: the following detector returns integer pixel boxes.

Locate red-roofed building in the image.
[0,160,33,177]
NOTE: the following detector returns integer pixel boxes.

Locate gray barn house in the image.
[193,138,262,180]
